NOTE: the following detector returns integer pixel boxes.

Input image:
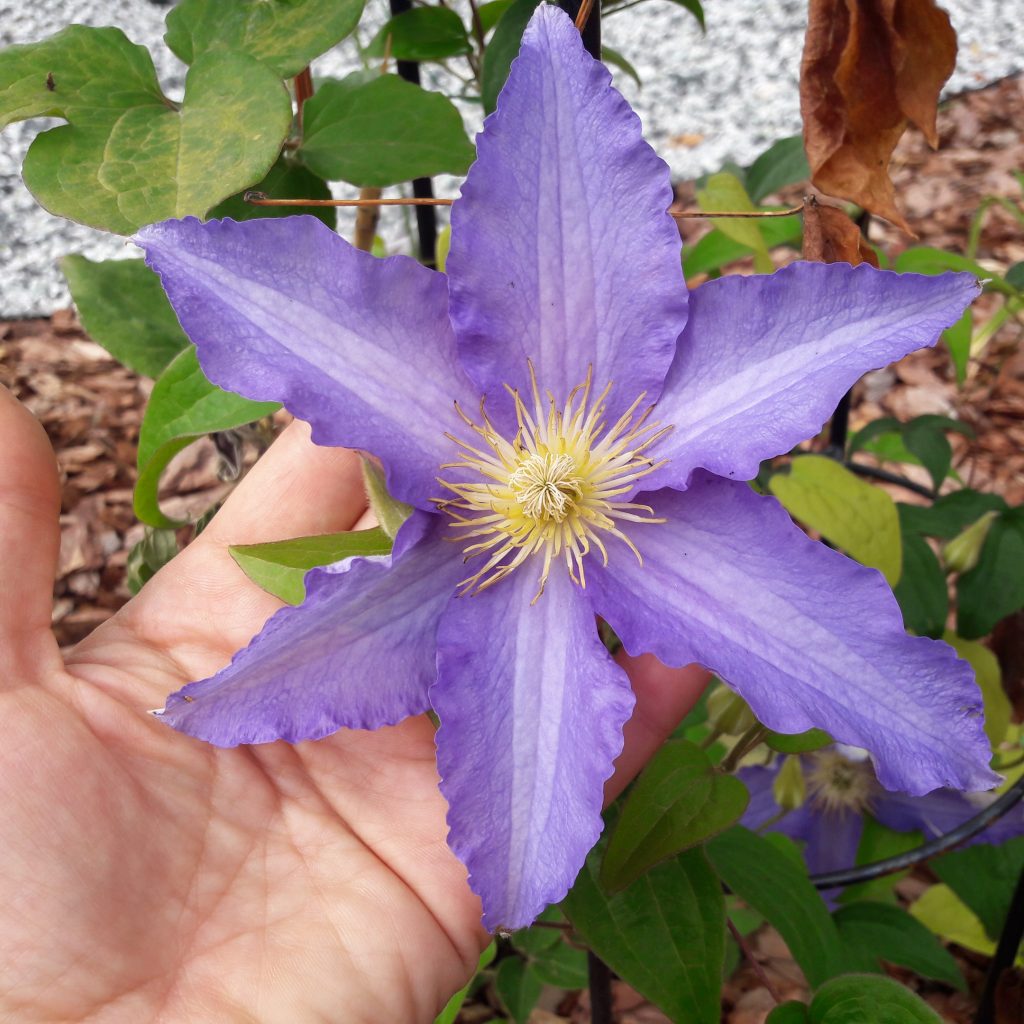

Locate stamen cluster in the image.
[805,750,877,816]
[436,364,670,600]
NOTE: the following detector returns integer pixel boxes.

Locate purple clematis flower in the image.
[134,6,998,929]
[739,750,1023,894]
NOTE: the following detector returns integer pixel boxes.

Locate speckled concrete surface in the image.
[1,0,1021,316]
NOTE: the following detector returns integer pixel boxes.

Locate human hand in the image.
[0,385,709,1024]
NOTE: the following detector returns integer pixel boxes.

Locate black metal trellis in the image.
[388,0,438,266]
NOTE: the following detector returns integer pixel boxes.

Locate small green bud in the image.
[942,510,999,574]
[360,455,413,540]
[706,684,755,736]
[772,755,807,812]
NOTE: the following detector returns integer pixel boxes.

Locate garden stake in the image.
[389,0,438,266]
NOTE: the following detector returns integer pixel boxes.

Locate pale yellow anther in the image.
[436,363,670,601]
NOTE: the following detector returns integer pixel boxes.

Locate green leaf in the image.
[668,0,706,27]
[894,246,990,281]
[209,156,336,228]
[932,837,1024,939]
[807,975,942,1023]
[847,417,901,456]
[957,507,1024,638]
[1,27,292,233]
[165,0,364,77]
[767,1004,810,1024]
[61,256,189,378]
[745,136,809,204]
[528,940,589,988]
[299,74,474,187]
[494,957,541,1024]
[434,941,496,1024]
[683,215,801,277]
[135,347,279,528]
[511,905,565,955]
[126,527,179,594]
[600,739,749,891]
[769,456,902,586]
[942,309,972,384]
[943,631,1010,745]
[230,529,392,604]
[910,883,1002,959]
[706,827,845,988]
[696,172,773,273]
[839,817,921,905]
[833,902,964,989]
[478,0,514,33]
[481,0,542,114]
[897,490,1008,539]
[901,416,973,491]
[765,728,832,754]
[1006,261,1024,291]
[893,515,947,638]
[601,45,641,87]
[563,845,724,1023]
[366,8,472,62]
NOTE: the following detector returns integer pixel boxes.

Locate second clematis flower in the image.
[135,5,998,930]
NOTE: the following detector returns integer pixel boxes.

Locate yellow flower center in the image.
[435,363,670,601]
[805,751,876,816]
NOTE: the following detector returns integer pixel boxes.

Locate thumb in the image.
[0,386,61,672]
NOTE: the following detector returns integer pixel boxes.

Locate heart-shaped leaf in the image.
[165,0,364,78]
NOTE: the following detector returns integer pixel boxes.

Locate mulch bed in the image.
[1,73,1021,1024]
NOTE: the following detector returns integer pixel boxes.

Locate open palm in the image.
[0,387,707,1024]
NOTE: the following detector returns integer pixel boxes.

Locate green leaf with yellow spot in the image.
[165,0,364,78]
[770,456,902,586]
[1,26,291,233]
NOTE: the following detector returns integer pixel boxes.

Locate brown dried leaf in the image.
[802,198,879,265]
[800,0,957,232]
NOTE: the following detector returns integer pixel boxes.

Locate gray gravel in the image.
[1,0,1021,317]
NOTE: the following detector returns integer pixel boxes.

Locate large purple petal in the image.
[135,217,477,509]
[875,788,1024,847]
[433,566,635,930]
[447,5,687,421]
[588,473,999,796]
[161,513,461,745]
[646,265,979,491]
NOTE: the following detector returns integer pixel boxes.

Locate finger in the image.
[606,652,712,803]
[0,386,61,671]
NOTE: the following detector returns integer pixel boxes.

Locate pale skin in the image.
[0,384,709,1024]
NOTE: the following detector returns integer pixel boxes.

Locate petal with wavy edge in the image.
[588,474,999,796]
[646,264,979,491]
[134,217,476,510]
[447,5,687,423]
[433,566,634,930]
[160,512,460,745]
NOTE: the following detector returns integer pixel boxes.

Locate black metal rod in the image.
[587,950,614,1024]
[810,774,1024,889]
[975,864,1024,1024]
[827,389,852,456]
[557,0,601,58]
[389,0,437,266]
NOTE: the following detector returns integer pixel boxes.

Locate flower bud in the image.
[773,754,807,812]
[942,510,999,575]
[361,455,413,539]
[706,685,755,736]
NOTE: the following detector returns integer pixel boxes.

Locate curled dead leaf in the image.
[802,196,880,266]
[800,0,957,233]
